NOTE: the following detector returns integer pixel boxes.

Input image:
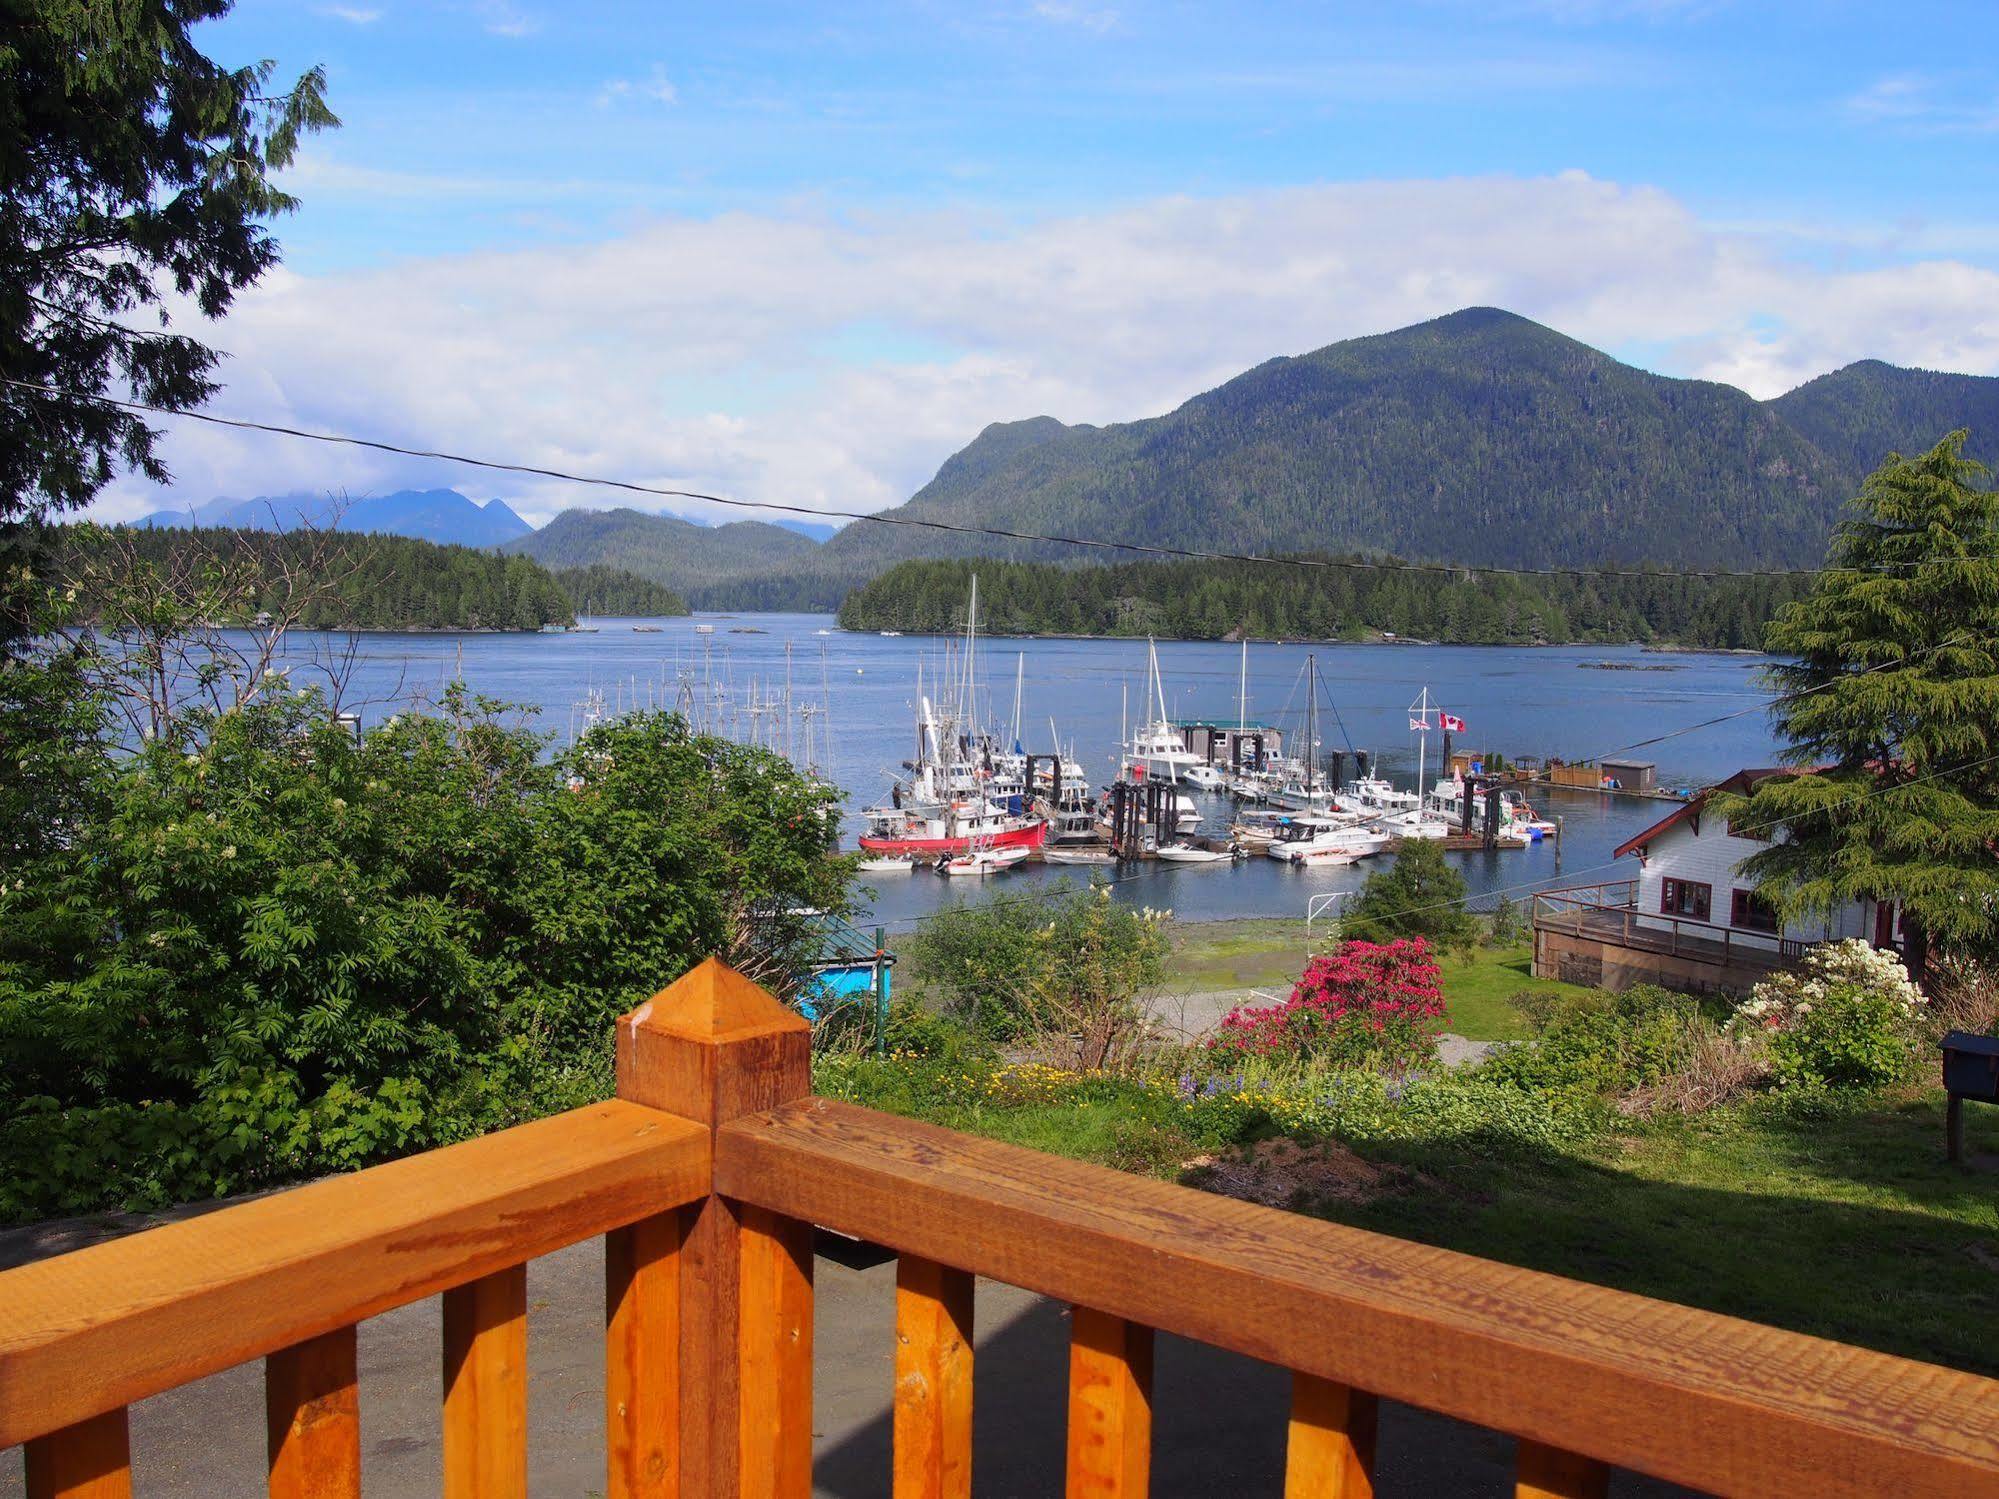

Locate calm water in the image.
[297,612,1784,935]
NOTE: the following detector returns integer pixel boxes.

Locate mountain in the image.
[500,507,825,607]
[815,308,1900,575]
[1767,360,1999,482]
[139,489,532,547]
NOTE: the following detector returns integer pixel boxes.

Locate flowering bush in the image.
[1729,940,1924,1091]
[1209,938,1445,1073]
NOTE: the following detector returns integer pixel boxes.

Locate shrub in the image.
[1210,938,1444,1074]
[906,881,1168,1070]
[1486,895,1524,947]
[1730,940,1924,1092]
[1339,841,1481,952]
[1480,985,1744,1114]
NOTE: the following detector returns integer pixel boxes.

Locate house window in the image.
[1660,878,1711,921]
[1731,888,1780,933]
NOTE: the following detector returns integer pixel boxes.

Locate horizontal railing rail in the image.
[719,1096,1999,1499]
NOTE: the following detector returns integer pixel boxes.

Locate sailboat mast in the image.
[1011,652,1024,750]
[1306,655,1317,793]
[1237,638,1247,729]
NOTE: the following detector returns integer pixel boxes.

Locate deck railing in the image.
[4,957,1996,1498]
[1532,880,1809,967]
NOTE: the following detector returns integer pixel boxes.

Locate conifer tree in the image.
[1710,431,1999,979]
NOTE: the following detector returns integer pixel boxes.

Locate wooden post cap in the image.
[616,958,810,1129]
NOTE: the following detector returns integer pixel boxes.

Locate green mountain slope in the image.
[818,308,1869,573]
[501,508,819,606]
[1767,360,1999,480]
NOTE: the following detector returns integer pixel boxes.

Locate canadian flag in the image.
[1439,711,1467,733]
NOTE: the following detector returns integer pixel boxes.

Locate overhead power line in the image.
[3,376,1927,582]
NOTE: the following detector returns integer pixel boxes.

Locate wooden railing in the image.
[1532,880,1809,967]
[4,956,1998,1497]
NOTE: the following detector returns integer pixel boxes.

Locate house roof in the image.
[1611,768,1796,859]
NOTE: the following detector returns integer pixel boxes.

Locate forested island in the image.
[835,555,1808,647]
[76,527,684,631]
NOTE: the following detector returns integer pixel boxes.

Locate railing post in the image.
[617,957,814,1499]
[1066,1307,1152,1497]
[267,1326,360,1498]
[1285,1373,1376,1498]
[1516,1439,1609,1499]
[23,1409,130,1499]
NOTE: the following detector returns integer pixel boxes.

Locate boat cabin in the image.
[1531,768,1897,993]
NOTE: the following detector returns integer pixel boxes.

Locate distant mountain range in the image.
[807,307,1999,578]
[139,488,533,548]
[143,309,1999,605]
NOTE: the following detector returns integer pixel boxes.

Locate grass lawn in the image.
[1433,943,1592,1041]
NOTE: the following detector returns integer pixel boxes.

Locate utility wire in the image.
[4,376,1932,582]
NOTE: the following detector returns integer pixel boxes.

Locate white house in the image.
[1533,768,1897,992]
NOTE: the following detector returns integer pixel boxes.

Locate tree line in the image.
[68,526,683,631]
[836,554,1810,648]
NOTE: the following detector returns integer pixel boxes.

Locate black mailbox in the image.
[1943,1031,1999,1103]
[1942,1031,1999,1164]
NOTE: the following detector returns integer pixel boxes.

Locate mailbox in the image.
[1943,1031,1999,1103]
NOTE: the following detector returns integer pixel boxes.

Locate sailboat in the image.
[1118,639,1202,827]
[1272,656,1339,811]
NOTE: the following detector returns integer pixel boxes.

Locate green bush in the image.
[0,691,850,1221]
[1766,985,1918,1091]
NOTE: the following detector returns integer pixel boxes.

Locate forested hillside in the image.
[501,507,820,605]
[549,563,688,616]
[1768,361,1999,480]
[836,556,1807,648]
[87,527,671,631]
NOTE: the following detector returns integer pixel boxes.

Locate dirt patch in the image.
[1182,1136,1431,1209]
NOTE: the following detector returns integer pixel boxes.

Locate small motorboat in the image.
[1155,841,1233,864]
[856,855,916,874]
[1183,764,1226,790]
[940,845,1031,876]
[1043,845,1116,865]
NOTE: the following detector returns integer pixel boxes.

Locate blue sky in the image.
[117,1,1999,525]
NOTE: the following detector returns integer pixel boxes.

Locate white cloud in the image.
[315,4,382,23]
[95,173,1999,528]
[597,66,677,108]
[1030,1,1120,33]
[472,0,536,38]
[1846,71,1999,134]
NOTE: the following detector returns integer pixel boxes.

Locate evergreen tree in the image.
[1709,431,1999,979]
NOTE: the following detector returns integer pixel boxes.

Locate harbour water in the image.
[301,611,1786,934]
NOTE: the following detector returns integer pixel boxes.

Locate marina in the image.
[277,609,1787,931]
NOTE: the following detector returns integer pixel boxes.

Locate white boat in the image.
[1335,774,1420,818]
[941,844,1030,876]
[856,855,917,874]
[1269,819,1393,865]
[1183,763,1226,790]
[1043,845,1116,865]
[879,629,903,637]
[694,623,715,635]
[1156,842,1232,864]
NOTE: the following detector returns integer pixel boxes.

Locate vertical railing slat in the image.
[1284,1372,1376,1498]
[23,1409,131,1499]
[1065,1307,1152,1498]
[1517,1438,1610,1499]
[267,1325,360,1498]
[893,1255,974,1499]
[442,1264,528,1499]
[737,1204,815,1499]
[607,1209,683,1499]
